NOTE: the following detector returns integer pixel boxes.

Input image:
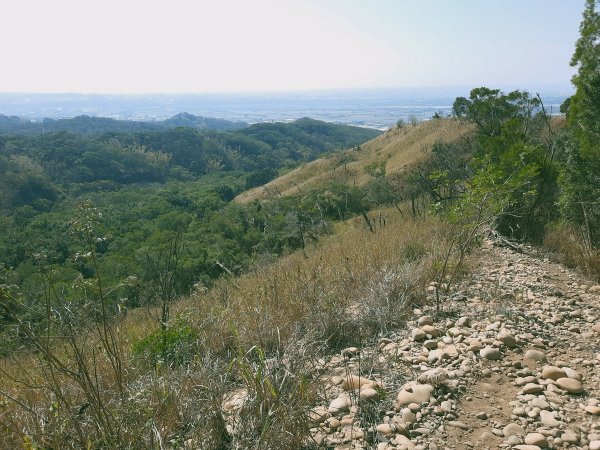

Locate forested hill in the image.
[0,117,381,205]
[0,112,248,134]
[0,117,380,316]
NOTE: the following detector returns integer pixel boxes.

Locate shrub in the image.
[132,319,198,367]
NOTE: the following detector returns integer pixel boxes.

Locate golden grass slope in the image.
[235,118,474,203]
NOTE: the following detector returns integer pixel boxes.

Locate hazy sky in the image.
[1,0,585,94]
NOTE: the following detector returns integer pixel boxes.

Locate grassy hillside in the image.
[236,118,473,202]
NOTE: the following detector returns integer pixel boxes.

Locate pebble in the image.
[541,365,567,380]
[359,387,380,402]
[397,383,434,406]
[412,328,426,341]
[540,410,560,427]
[589,440,600,450]
[555,377,584,394]
[497,330,517,348]
[503,423,526,437]
[524,433,548,447]
[328,394,351,414]
[524,349,547,364]
[480,347,502,360]
[585,405,600,415]
[418,316,433,327]
[522,383,544,394]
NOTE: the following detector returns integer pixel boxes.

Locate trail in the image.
[309,237,600,450]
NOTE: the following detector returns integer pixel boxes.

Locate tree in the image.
[559,0,600,248]
[452,87,541,137]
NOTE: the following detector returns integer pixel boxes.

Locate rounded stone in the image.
[525,433,548,447]
[397,383,434,406]
[376,423,394,437]
[497,330,517,348]
[412,328,427,341]
[585,405,600,415]
[328,394,351,414]
[359,387,380,402]
[342,375,378,391]
[524,349,547,364]
[513,446,542,450]
[541,365,567,380]
[522,383,544,394]
[480,346,502,360]
[539,410,560,427]
[556,377,583,394]
[503,423,526,437]
[563,367,582,380]
[418,315,433,327]
[421,324,443,337]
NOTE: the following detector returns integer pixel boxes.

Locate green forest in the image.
[0,118,380,341]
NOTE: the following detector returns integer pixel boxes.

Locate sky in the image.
[0,0,585,94]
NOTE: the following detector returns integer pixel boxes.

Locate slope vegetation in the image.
[236,118,473,203]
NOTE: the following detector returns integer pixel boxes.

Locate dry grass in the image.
[0,211,464,449]
[176,211,450,354]
[543,222,600,282]
[235,118,474,203]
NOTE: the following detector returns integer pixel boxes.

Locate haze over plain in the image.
[1,0,584,94]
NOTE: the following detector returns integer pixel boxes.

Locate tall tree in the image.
[559,0,600,248]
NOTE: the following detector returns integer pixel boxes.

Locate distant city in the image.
[0,87,572,130]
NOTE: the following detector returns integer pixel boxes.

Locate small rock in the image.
[507,435,522,446]
[418,315,433,327]
[412,328,427,342]
[359,387,381,402]
[457,316,472,327]
[328,394,351,414]
[522,383,544,394]
[309,406,330,423]
[421,325,443,337]
[541,365,567,380]
[503,423,526,437]
[376,423,395,437]
[497,330,517,348]
[447,421,469,430]
[585,405,600,415]
[402,408,417,425]
[561,430,579,444]
[530,397,549,409]
[397,383,434,406]
[423,339,438,350]
[524,432,548,447]
[342,375,378,390]
[395,435,415,449]
[563,367,582,380]
[524,349,547,364]
[341,346,359,358]
[540,410,559,427]
[556,377,583,394]
[480,346,502,360]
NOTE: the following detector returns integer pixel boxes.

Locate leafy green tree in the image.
[559,0,600,248]
[453,87,541,137]
[452,88,558,241]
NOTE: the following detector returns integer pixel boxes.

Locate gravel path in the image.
[308,237,600,450]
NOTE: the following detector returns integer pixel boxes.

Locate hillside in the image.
[0,112,247,134]
[236,118,473,202]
